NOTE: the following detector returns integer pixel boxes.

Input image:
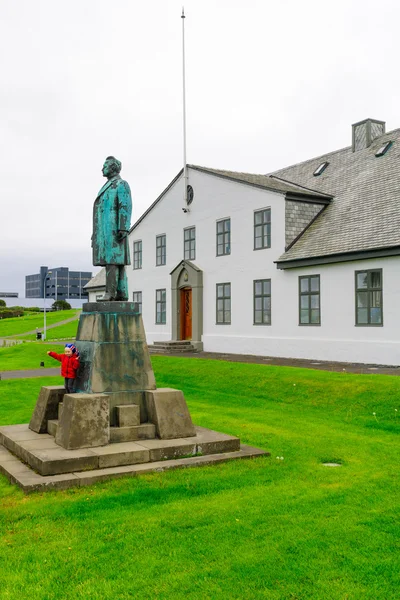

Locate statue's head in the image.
[102,156,122,178]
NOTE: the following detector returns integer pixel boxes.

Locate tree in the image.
[0,299,6,307]
[52,300,72,311]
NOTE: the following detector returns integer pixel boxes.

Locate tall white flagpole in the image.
[181,7,188,205]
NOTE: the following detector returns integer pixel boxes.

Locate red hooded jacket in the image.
[48,352,80,379]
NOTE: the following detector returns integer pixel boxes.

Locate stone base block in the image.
[55,394,110,450]
[29,386,66,433]
[145,388,196,439]
[110,423,155,443]
[116,404,140,427]
[74,306,156,395]
[47,420,58,437]
[105,392,147,426]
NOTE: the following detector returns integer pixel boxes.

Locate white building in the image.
[87,118,400,366]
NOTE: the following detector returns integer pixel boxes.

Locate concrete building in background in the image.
[0,292,18,298]
[25,266,92,300]
[85,117,400,366]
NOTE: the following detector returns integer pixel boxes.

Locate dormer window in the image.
[313,161,329,176]
[375,141,392,157]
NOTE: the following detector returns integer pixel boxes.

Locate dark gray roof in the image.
[189,165,331,199]
[272,128,400,264]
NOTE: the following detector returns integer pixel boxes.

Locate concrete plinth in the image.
[29,386,66,434]
[55,394,110,450]
[75,302,156,396]
[146,388,196,439]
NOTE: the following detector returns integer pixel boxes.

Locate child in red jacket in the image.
[47,343,80,393]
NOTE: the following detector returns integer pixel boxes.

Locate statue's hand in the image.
[117,230,127,242]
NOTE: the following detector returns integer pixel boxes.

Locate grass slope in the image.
[0,343,61,371]
[0,358,399,599]
[0,310,80,337]
[17,319,80,342]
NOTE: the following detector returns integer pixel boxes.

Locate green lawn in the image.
[0,356,399,599]
[0,343,61,370]
[0,310,80,337]
[17,319,80,342]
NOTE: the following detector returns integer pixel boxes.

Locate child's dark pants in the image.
[64,378,75,393]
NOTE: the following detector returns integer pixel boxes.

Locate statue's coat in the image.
[92,175,132,266]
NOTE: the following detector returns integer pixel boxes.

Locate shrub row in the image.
[0,310,24,319]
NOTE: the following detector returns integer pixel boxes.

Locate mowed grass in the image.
[0,343,61,371]
[17,319,80,342]
[0,310,80,337]
[0,355,399,599]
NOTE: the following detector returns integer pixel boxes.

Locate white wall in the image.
[205,256,400,366]
[128,169,400,366]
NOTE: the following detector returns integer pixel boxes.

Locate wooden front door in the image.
[180,287,192,340]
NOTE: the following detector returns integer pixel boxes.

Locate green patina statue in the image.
[92,156,132,301]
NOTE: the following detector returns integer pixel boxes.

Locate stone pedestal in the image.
[27,302,224,456]
[55,394,110,450]
[29,386,66,434]
[75,302,156,426]
[146,388,196,439]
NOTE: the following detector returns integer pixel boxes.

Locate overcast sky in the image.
[1,0,399,295]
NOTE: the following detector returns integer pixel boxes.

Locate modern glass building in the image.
[25,266,92,299]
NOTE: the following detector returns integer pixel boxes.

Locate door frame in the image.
[170,260,203,346]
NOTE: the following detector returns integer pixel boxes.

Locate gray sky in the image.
[1,0,399,295]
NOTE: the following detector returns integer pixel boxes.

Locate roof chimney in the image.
[352,118,385,152]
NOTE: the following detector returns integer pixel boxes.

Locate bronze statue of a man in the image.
[92,156,132,301]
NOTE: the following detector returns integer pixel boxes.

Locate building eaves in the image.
[189,165,331,200]
[129,164,332,234]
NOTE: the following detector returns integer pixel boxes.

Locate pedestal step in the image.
[0,424,245,478]
[110,423,156,443]
[149,341,199,353]
[48,420,156,444]
[47,420,58,437]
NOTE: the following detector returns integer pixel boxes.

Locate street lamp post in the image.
[43,270,51,341]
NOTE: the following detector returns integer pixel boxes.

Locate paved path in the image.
[1,351,400,380]
[1,368,59,379]
[2,312,80,338]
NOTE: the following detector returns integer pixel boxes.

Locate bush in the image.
[24,307,41,312]
[52,300,72,311]
[0,310,24,319]
[0,299,6,307]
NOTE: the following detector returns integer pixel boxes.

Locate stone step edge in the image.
[0,443,270,493]
[153,341,193,346]
[0,429,240,475]
[47,420,156,443]
[149,347,198,353]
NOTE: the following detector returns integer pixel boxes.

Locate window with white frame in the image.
[216,282,231,324]
[299,275,320,325]
[132,291,142,314]
[254,209,271,250]
[156,289,166,324]
[184,227,196,260]
[156,234,166,266]
[355,269,383,325]
[133,240,142,270]
[216,218,231,256]
[253,279,271,325]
